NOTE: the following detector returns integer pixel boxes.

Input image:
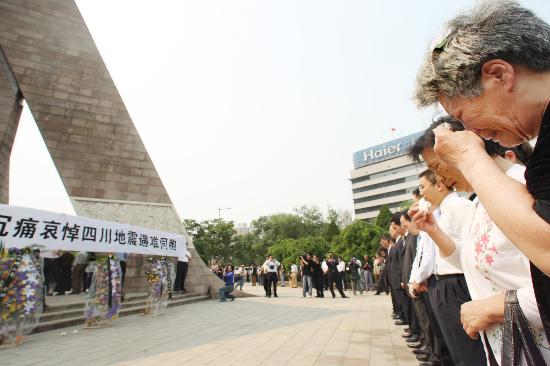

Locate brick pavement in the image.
[2,284,418,366]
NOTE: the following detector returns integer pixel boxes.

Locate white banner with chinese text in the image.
[0,204,186,257]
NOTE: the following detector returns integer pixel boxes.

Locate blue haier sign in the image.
[352,131,424,169]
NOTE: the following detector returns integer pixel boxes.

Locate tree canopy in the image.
[185,205,392,266]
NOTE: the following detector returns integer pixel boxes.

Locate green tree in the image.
[268,236,331,269]
[331,220,384,259]
[375,205,393,230]
[183,218,238,264]
[400,200,413,210]
[325,219,340,243]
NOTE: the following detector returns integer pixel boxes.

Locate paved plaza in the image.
[3,285,417,366]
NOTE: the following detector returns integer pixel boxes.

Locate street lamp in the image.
[218,207,231,220]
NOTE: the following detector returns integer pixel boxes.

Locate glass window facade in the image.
[352,175,418,194]
[353,187,416,204]
[354,201,403,215]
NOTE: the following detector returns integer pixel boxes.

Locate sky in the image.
[9,0,550,225]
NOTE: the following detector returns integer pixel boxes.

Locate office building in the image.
[351,132,425,221]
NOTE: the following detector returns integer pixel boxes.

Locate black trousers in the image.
[120,260,127,285]
[173,261,189,291]
[427,275,486,366]
[43,258,58,293]
[402,289,420,334]
[376,271,390,294]
[313,274,324,297]
[328,274,346,298]
[423,290,454,366]
[390,288,404,318]
[398,288,409,322]
[266,272,277,296]
[412,292,436,362]
[263,274,269,294]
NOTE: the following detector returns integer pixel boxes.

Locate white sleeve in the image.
[409,242,421,284]
[417,239,436,282]
[409,233,434,283]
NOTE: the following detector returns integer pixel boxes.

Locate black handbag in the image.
[501,290,547,366]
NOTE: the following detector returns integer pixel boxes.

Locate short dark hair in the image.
[380,234,391,241]
[401,209,411,222]
[412,188,421,197]
[509,142,533,165]
[408,115,509,162]
[390,212,403,225]
[418,169,437,185]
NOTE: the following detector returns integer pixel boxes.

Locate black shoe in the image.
[404,327,411,332]
[394,320,408,325]
[419,363,437,366]
[374,293,381,295]
[406,341,423,349]
[413,349,427,355]
[342,295,348,298]
[273,294,278,297]
[267,294,271,298]
[402,332,412,338]
[416,354,430,362]
[391,314,401,319]
[405,335,420,343]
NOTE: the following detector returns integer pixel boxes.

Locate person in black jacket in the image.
[323,253,347,299]
[311,255,324,298]
[399,211,421,344]
[375,238,390,295]
[389,212,408,325]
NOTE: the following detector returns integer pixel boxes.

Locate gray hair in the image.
[415,0,550,107]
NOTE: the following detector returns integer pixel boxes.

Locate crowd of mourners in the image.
[212,251,387,302]
[213,2,550,364]
[379,1,550,365]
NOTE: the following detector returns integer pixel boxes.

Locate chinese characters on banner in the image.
[0,204,186,257]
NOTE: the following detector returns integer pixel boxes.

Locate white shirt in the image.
[337,261,345,272]
[434,192,471,275]
[74,251,88,265]
[321,260,328,273]
[409,231,436,284]
[179,250,191,262]
[263,259,280,273]
[291,264,298,273]
[40,250,60,259]
[444,165,550,364]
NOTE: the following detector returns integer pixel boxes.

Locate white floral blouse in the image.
[445,164,550,365]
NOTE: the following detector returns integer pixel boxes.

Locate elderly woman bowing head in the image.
[415,0,550,353]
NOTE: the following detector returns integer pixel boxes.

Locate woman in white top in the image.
[410,118,550,364]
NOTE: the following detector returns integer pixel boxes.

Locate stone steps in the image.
[34,292,209,333]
